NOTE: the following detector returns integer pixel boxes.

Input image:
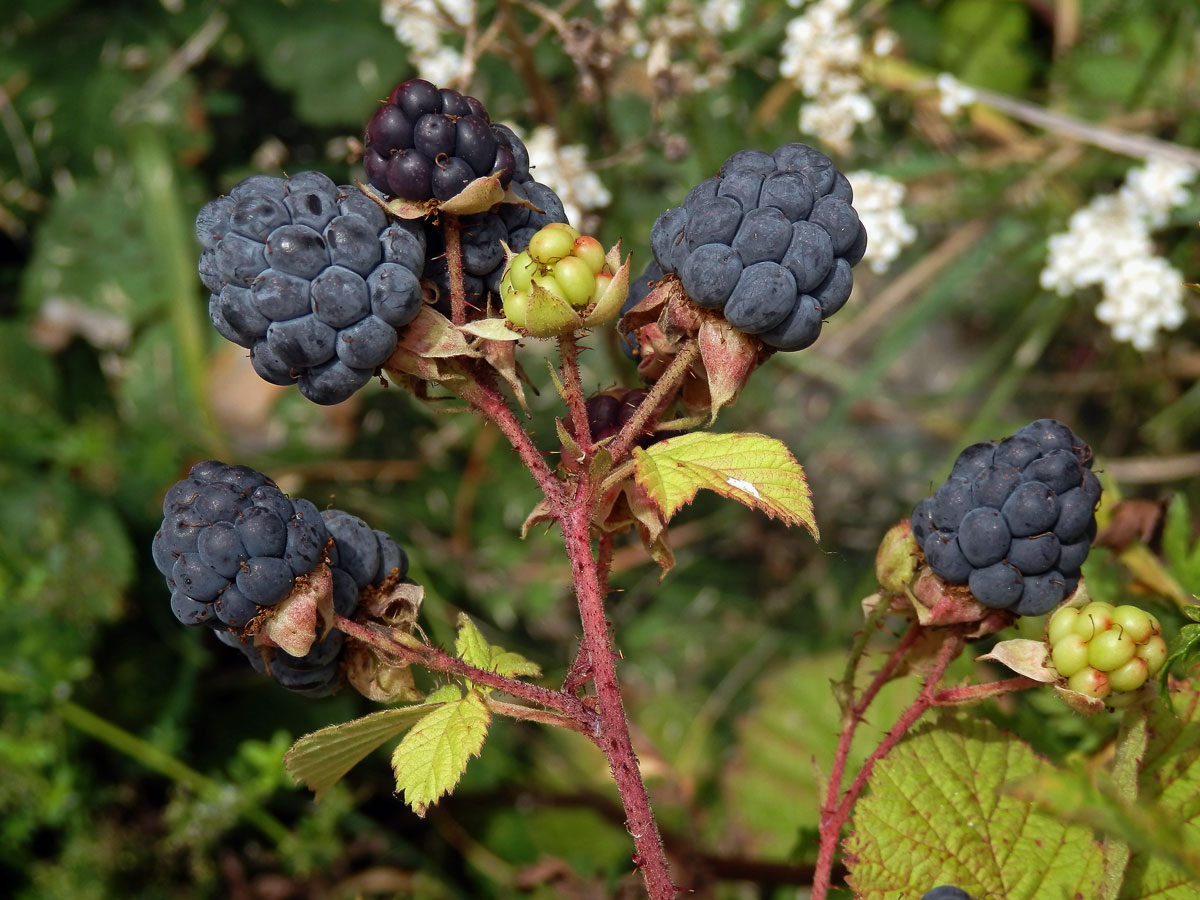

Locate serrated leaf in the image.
[844,712,1103,899]
[393,691,490,816]
[454,613,542,686]
[284,703,447,799]
[633,432,817,538]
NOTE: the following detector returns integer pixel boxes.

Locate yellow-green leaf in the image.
[284,703,446,799]
[393,691,490,816]
[454,613,542,686]
[633,432,818,538]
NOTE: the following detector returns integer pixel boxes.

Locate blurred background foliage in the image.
[2,0,1199,897]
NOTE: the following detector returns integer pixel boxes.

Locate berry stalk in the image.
[605,339,701,465]
[559,502,678,900]
[442,213,468,326]
[813,628,966,900]
[1100,709,1150,900]
[558,332,595,454]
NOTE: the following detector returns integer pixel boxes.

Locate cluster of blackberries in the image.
[197,172,426,405]
[911,419,1101,616]
[648,144,866,351]
[196,81,571,397]
[152,461,409,696]
[363,79,517,202]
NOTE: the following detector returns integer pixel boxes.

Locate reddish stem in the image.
[334,614,597,734]
[606,339,699,465]
[812,630,965,900]
[443,213,467,326]
[933,675,1041,705]
[558,332,594,455]
[560,502,678,899]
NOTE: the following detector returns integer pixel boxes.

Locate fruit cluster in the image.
[500,223,623,335]
[363,79,517,201]
[152,461,409,695]
[197,172,426,404]
[647,143,866,350]
[911,419,1101,616]
[1047,601,1167,702]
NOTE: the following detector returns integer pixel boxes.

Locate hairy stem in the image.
[606,339,700,465]
[560,502,677,899]
[450,372,565,507]
[334,615,596,733]
[558,332,594,454]
[933,675,1042,705]
[442,213,467,326]
[813,628,965,900]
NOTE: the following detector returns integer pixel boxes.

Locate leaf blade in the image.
[633,432,817,538]
[392,691,491,816]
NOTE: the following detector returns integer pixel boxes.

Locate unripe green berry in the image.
[1112,605,1154,643]
[1137,635,1168,676]
[1051,634,1090,678]
[1073,602,1115,639]
[574,235,607,274]
[501,282,528,328]
[1047,606,1080,646]
[1087,627,1137,672]
[1067,666,1110,699]
[507,250,537,294]
[531,269,566,303]
[528,224,578,264]
[1108,656,1149,693]
[552,255,596,308]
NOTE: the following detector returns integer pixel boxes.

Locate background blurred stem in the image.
[125,123,224,456]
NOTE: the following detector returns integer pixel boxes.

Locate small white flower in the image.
[520,125,612,227]
[935,72,976,117]
[846,171,918,274]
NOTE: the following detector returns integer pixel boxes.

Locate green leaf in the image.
[722,653,919,854]
[392,690,491,816]
[1120,678,1200,898]
[1162,495,1200,592]
[454,614,542,686]
[633,432,818,538]
[843,712,1103,899]
[284,702,450,799]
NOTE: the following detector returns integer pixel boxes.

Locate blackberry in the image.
[153,461,411,696]
[570,388,681,447]
[197,173,426,404]
[647,143,867,351]
[911,420,1101,616]
[363,79,516,202]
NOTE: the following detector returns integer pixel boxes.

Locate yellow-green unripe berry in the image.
[1148,612,1162,636]
[507,250,538,294]
[1112,605,1154,643]
[1137,635,1168,675]
[1068,666,1110,699]
[1108,656,1150,693]
[1073,602,1115,639]
[1051,634,1090,678]
[552,255,596,308]
[573,235,607,274]
[531,269,566,302]
[528,224,578,264]
[1048,606,1080,646]
[501,283,528,328]
[1087,627,1137,672]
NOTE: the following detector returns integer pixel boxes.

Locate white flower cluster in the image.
[699,0,744,34]
[845,171,917,274]
[521,125,612,228]
[381,0,474,86]
[779,0,879,151]
[1040,157,1195,351]
[935,72,976,117]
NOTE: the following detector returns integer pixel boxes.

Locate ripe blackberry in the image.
[911,420,1101,616]
[197,173,426,404]
[153,461,411,695]
[363,79,517,202]
[647,143,867,351]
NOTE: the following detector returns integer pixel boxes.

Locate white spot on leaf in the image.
[726,477,760,499]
